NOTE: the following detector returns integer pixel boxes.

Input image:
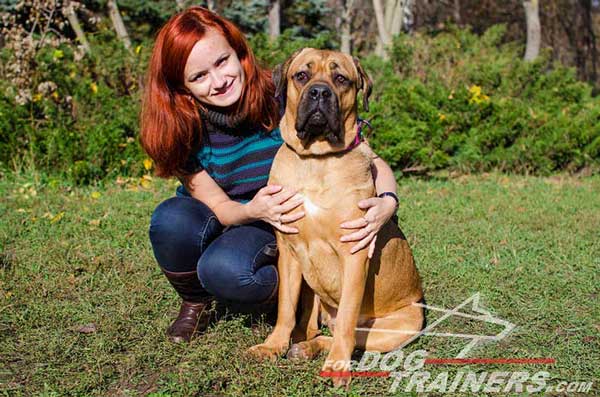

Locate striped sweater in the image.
[176,125,283,203]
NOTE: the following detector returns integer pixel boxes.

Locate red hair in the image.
[140,6,279,178]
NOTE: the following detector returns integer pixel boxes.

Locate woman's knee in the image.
[149,197,222,271]
[197,250,277,304]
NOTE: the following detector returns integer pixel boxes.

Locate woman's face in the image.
[183,29,245,108]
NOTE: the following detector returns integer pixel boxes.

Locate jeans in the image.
[149,196,278,304]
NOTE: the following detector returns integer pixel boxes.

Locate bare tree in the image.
[373,0,391,57]
[340,0,355,54]
[373,0,412,57]
[107,0,131,52]
[453,0,461,25]
[268,0,280,39]
[62,1,90,54]
[523,0,541,61]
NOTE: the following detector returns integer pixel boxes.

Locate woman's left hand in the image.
[340,196,398,258]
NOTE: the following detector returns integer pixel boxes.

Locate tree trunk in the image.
[63,1,91,54]
[107,0,132,52]
[402,0,415,33]
[340,0,355,54]
[523,0,541,61]
[207,0,215,11]
[384,0,396,33]
[453,0,461,25]
[373,0,391,57]
[268,0,280,39]
[390,0,403,36]
[582,0,597,83]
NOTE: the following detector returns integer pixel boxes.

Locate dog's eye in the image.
[295,71,309,83]
[335,74,348,84]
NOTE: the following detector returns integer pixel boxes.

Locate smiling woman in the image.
[139,6,301,343]
[183,29,245,108]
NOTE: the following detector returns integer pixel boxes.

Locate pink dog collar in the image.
[345,118,372,152]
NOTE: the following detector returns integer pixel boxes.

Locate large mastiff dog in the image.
[248,49,424,387]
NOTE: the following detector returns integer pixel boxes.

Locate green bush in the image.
[0,23,598,184]
[0,33,149,184]
[363,24,600,175]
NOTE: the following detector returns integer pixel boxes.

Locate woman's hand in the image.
[340,196,398,258]
[247,185,305,233]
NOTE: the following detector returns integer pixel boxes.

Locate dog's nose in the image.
[308,84,333,101]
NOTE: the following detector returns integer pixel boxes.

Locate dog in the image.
[247,48,424,388]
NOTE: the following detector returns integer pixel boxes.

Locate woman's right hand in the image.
[247,185,305,233]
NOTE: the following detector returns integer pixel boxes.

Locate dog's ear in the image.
[353,57,373,112]
[273,48,306,99]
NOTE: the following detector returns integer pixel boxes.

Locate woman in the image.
[140,7,400,343]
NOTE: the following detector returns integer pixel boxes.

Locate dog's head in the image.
[274,48,372,156]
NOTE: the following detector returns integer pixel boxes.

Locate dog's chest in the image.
[270,145,375,304]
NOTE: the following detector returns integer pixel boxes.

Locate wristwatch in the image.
[378,192,399,208]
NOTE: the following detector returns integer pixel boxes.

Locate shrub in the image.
[0,22,597,184]
[363,24,600,175]
[0,33,149,184]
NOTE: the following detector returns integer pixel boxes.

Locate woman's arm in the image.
[340,144,398,257]
[183,170,304,232]
[372,156,398,201]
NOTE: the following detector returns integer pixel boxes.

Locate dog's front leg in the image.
[247,243,303,361]
[322,253,369,388]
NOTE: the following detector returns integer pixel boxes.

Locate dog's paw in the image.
[331,375,352,389]
[321,357,352,389]
[286,341,318,361]
[246,343,286,362]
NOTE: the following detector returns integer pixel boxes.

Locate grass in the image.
[0,171,598,396]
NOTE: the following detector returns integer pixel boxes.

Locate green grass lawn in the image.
[1,172,598,396]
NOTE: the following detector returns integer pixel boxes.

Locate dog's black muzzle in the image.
[295,83,342,145]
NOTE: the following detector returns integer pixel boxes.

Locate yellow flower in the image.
[143,158,153,171]
[51,91,59,100]
[438,113,446,121]
[135,45,142,55]
[33,93,43,102]
[468,85,490,105]
[90,191,101,199]
[469,85,481,95]
[53,49,64,59]
[90,82,98,94]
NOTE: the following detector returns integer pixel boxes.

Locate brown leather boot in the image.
[161,268,214,343]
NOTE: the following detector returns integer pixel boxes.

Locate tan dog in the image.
[247,48,424,387]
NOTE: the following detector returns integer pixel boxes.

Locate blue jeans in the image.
[149,196,278,304]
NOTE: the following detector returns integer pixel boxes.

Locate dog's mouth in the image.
[295,86,342,145]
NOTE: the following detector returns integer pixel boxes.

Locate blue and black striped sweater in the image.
[176,122,283,203]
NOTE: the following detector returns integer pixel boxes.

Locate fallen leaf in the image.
[140,178,152,189]
[74,323,98,334]
[50,212,65,223]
